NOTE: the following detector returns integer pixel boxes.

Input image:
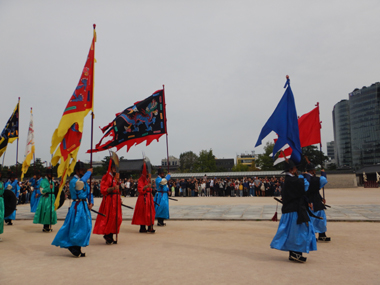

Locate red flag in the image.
[298,104,321,147]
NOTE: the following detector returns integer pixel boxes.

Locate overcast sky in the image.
[1,1,380,167]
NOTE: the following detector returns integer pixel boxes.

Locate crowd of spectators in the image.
[165,176,283,197]
[13,175,283,204]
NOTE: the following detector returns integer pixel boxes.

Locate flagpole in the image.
[163,85,170,173]
[1,150,5,172]
[16,97,20,180]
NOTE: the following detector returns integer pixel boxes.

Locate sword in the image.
[90,209,106,217]
[169,197,178,201]
[273,198,323,220]
[121,203,134,210]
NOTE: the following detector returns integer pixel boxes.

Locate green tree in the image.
[179,151,199,172]
[231,162,249,172]
[195,149,217,172]
[299,145,328,171]
[255,142,283,170]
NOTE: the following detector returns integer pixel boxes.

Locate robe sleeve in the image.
[100,173,112,196]
[137,181,147,194]
[320,176,328,189]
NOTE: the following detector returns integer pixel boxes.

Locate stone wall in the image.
[324,173,357,188]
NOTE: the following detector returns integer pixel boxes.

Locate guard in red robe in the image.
[93,160,122,244]
[131,162,155,233]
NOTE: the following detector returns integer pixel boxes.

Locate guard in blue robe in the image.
[30,171,42,213]
[154,168,171,226]
[270,160,317,263]
[304,163,330,241]
[4,172,20,225]
[52,162,94,257]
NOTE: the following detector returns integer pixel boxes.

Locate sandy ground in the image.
[113,187,380,207]
[1,220,379,285]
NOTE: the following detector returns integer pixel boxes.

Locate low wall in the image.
[325,173,357,188]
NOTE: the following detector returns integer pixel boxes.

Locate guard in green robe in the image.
[33,170,57,232]
[0,172,4,239]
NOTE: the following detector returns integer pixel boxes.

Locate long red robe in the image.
[131,168,155,226]
[93,172,122,234]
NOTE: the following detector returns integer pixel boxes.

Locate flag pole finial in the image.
[93,24,96,29]
[286,75,289,79]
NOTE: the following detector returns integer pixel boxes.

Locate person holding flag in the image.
[154,168,171,226]
[132,161,156,233]
[4,172,20,226]
[33,169,57,232]
[270,160,317,262]
[52,162,93,257]
[304,162,330,242]
[93,158,122,245]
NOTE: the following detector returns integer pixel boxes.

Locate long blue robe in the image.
[30,177,42,213]
[154,174,171,219]
[52,171,93,248]
[307,174,328,233]
[270,175,317,253]
[4,180,19,220]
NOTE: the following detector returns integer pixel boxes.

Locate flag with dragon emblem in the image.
[89,89,167,153]
[0,99,19,158]
[51,26,96,209]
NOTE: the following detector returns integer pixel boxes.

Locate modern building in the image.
[236,152,255,167]
[215,158,234,171]
[326,141,335,160]
[333,82,380,169]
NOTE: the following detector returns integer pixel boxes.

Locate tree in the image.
[179,151,199,172]
[255,142,283,170]
[232,162,249,172]
[195,149,217,172]
[299,145,328,170]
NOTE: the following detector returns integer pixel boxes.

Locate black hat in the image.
[9,172,16,179]
[306,163,316,172]
[283,159,296,172]
[157,168,164,175]
[74,161,85,172]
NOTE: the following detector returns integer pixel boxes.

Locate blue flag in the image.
[255,78,302,163]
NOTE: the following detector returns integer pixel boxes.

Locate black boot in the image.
[147,225,155,233]
[139,225,147,233]
[289,251,307,263]
[43,224,52,232]
[68,246,81,257]
[103,234,113,245]
[318,232,331,242]
[157,218,166,226]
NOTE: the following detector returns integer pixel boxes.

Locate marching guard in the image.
[270,160,317,262]
[52,162,94,257]
[132,162,155,233]
[4,172,19,226]
[29,171,42,213]
[93,157,122,245]
[154,168,171,226]
[33,169,57,232]
[304,163,330,241]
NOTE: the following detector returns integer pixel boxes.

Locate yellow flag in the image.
[21,108,35,180]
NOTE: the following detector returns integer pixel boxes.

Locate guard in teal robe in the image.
[30,172,42,212]
[154,168,171,226]
[51,162,93,257]
[4,173,19,225]
[33,172,57,232]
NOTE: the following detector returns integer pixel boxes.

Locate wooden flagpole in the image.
[16,97,20,180]
[163,85,170,173]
